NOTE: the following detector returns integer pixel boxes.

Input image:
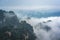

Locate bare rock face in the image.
[0,9,36,40]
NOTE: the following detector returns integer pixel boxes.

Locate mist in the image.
[24,17,60,40]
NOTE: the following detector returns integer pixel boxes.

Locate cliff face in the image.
[0,10,19,27]
[0,9,36,40]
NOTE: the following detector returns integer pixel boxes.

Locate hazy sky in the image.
[0,0,60,9]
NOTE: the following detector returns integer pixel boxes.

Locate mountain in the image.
[0,9,36,40]
[15,9,60,18]
[35,21,51,32]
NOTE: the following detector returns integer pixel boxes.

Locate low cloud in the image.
[25,17,60,40]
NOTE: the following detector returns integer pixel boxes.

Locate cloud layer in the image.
[25,17,60,40]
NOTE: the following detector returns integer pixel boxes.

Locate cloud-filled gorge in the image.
[0,9,60,40]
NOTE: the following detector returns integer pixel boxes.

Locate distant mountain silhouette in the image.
[17,10,60,18]
[35,22,51,32]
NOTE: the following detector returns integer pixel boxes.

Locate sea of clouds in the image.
[15,10,60,40]
[25,17,60,40]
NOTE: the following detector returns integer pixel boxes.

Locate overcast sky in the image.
[0,0,60,9]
